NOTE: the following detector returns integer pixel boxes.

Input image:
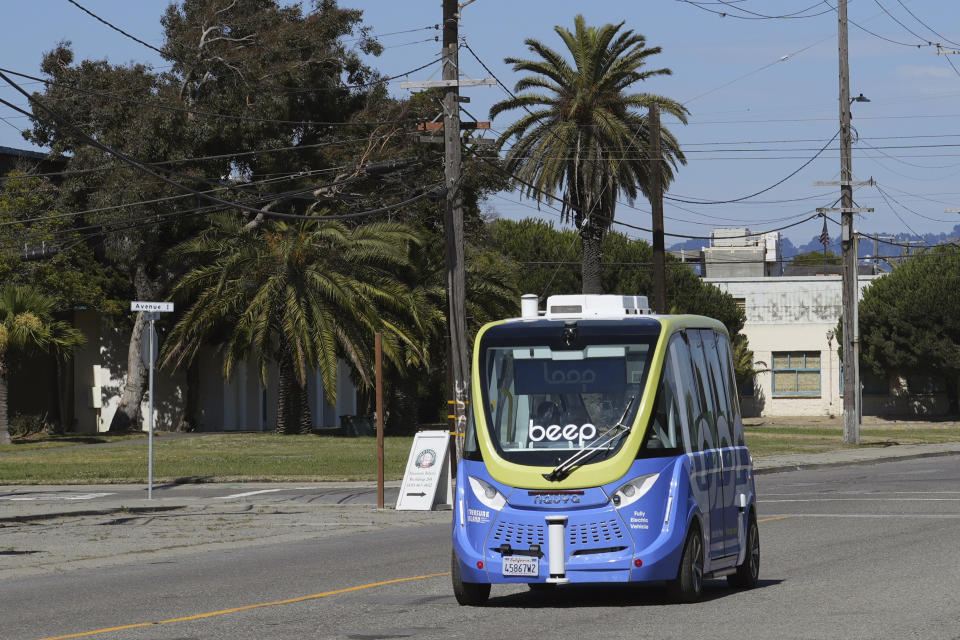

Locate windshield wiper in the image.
[542,396,636,482]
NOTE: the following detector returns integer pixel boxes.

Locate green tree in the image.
[858,246,960,413]
[162,215,426,433]
[0,285,85,444]
[490,14,687,294]
[490,219,745,336]
[25,0,386,431]
[792,250,841,266]
[0,172,116,309]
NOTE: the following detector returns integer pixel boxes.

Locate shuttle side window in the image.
[671,333,701,454]
[643,339,684,453]
[717,333,746,447]
[702,330,732,450]
[687,330,718,451]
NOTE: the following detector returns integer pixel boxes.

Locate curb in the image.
[754,448,960,475]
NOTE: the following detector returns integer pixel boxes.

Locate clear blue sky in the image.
[2,0,960,250]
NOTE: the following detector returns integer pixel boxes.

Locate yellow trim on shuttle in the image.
[470,314,728,490]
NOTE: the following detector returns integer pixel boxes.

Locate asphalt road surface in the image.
[3,455,959,640]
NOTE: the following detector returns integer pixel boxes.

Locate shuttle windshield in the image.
[478,320,659,467]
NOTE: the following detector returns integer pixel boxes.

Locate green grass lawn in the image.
[744,424,960,457]
[0,423,957,484]
[0,433,413,484]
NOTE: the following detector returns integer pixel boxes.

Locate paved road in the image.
[2,455,960,640]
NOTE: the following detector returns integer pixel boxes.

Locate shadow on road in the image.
[483,578,784,608]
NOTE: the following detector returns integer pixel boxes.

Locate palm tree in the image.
[490,14,688,294]
[162,215,428,434]
[0,285,85,444]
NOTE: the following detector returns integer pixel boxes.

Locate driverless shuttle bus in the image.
[452,294,759,605]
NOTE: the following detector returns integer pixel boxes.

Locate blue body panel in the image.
[452,453,754,585]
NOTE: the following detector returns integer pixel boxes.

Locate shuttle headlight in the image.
[468,476,507,511]
[611,473,659,509]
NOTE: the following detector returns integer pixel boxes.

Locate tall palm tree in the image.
[490,14,688,294]
[0,285,85,444]
[162,215,427,434]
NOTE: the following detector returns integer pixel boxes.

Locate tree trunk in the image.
[580,219,605,295]
[276,352,313,434]
[109,262,160,433]
[175,359,201,432]
[108,312,148,433]
[0,356,9,445]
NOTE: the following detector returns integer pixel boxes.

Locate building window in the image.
[772,351,821,395]
[733,297,746,314]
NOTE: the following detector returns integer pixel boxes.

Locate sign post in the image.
[131,301,174,499]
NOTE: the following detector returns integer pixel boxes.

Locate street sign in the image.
[131,301,174,312]
[396,430,450,511]
[129,301,172,501]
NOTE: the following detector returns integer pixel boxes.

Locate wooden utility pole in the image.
[648,103,666,314]
[442,0,469,463]
[838,0,859,444]
[375,332,384,509]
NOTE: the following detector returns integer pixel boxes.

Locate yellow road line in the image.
[758,515,792,523]
[37,572,451,640]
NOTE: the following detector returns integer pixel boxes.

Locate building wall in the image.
[707,276,879,417]
[67,311,356,432]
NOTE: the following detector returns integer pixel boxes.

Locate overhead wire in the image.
[665,130,840,204]
[894,0,960,48]
[0,64,440,126]
[0,71,442,223]
[64,0,166,56]
[676,0,833,20]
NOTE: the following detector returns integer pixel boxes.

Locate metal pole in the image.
[442,0,468,469]
[838,0,859,444]
[147,317,155,499]
[649,103,666,315]
[375,332,384,509]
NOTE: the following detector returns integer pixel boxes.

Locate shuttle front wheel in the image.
[728,512,760,589]
[452,550,491,606]
[667,524,704,603]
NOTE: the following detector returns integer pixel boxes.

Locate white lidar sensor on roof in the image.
[541,294,651,319]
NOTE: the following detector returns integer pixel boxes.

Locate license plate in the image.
[502,555,538,577]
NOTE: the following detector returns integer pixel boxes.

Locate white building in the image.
[705,275,877,417]
[66,309,358,433]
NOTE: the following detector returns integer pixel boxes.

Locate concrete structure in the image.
[706,275,877,417]
[708,273,949,418]
[13,309,358,433]
[702,228,782,278]
[70,310,358,433]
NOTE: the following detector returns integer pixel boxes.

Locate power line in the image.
[0,71,441,223]
[895,0,960,48]
[665,130,840,204]
[677,0,833,20]
[872,0,933,44]
[0,130,420,181]
[0,64,439,125]
[64,0,166,56]
[0,164,414,228]
[477,153,823,241]
[823,0,931,48]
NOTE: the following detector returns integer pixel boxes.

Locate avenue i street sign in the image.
[131,301,174,312]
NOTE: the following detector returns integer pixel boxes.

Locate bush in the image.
[8,412,55,438]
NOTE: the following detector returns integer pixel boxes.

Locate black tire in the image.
[666,524,704,603]
[728,512,760,589]
[451,549,490,606]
